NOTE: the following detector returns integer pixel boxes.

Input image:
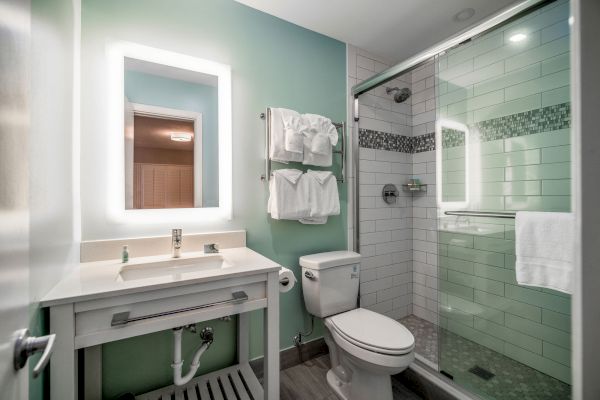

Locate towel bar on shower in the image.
[259,107,346,182]
[444,210,516,219]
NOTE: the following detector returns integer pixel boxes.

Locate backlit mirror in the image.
[124,58,219,209]
[108,42,232,223]
[436,119,469,208]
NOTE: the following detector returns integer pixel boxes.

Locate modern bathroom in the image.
[2,0,599,399]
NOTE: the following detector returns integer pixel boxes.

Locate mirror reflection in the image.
[439,121,468,204]
[124,57,219,209]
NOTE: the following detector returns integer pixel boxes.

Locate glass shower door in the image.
[435,1,572,398]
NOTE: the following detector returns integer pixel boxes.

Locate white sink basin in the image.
[441,224,505,236]
[117,254,229,282]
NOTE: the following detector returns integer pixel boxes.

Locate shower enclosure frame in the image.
[348,0,568,397]
[349,0,551,251]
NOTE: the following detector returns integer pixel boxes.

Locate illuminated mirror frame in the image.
[436,118,470,210]
[107,42,232,223]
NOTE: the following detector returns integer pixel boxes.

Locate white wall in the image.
[29,0,80,305]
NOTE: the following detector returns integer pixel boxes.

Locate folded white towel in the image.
[268,169,310,220]
[269,108,303,163]
[298,170,340,224]
[283,114,306,154]
[302,114,338,167]
[299,217,328,225]
[515,211,574,294]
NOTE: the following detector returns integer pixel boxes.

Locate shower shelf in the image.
[402,183,427,192]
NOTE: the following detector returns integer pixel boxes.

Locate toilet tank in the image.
[299,251,361,318]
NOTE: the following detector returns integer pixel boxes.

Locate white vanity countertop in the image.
[41,247,281,307]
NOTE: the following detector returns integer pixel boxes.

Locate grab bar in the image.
[444,211,516,219]
[111,291,248,327]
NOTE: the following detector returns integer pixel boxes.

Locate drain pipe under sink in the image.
[172,326,214,386]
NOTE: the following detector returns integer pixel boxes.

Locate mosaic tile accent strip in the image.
[472,103,571,144]
[359,102,571,153]
[399,315,571,400]
[413,132,435,153]
[358,128,414,152]
[441,128,465,148]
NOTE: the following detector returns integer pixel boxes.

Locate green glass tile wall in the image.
[436,0,571,389]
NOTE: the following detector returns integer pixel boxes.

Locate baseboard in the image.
[250,337,328,379]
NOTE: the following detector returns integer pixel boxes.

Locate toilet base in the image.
[327,369,350,400]
[326,367,394,400]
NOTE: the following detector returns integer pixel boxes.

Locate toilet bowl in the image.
[299,251,415,400]
[323,308,414,400]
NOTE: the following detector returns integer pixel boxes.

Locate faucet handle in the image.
[204,243,219,253]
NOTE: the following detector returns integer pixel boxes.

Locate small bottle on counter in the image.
[122,245,129,263]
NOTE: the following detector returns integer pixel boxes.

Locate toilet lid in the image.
[328,308,414,355]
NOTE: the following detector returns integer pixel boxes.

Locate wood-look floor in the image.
[279,354,422,400]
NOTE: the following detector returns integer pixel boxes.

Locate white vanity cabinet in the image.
[41,248,281,400]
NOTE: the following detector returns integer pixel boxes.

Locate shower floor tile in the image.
[399,314,571,400]
[400,314,438,365]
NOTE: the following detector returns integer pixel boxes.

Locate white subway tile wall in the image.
[349,45,414,320]
[410,61,439,325]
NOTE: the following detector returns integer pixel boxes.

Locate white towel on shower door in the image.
[515,211,574,294]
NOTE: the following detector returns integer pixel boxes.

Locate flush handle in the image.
[304,270,316,280]
[13,329,56,378]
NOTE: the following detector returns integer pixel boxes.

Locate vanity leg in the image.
[84,345,102,400]
[263,271,280,399]
[50,304,77,400]
[237,312,250,364]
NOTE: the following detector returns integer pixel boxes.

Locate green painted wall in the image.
[125,70,219,206]
[436,0,571,387]
[81,0,346,398]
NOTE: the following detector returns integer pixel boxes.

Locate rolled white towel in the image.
[283,114,306,154]
[302,114,338,167]
[269,108,303,163]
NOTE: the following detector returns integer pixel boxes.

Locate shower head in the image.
[386,87,411,103]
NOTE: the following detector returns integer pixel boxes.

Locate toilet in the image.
[300,251,415,400]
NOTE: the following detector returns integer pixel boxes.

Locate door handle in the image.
[13,329,56,378]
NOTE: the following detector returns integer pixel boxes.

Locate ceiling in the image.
[134,115,195,151]
[235,0,521,64]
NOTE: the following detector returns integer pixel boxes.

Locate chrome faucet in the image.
[172,229,182,258]
[204,243,219,254]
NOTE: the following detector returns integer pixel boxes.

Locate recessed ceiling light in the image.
[509,33,527,43]
[170,132,192,142]
[454,8,475,22]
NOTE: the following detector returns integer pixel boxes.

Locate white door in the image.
[0,0,32,398]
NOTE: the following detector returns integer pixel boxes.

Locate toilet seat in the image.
[327,308,414,355]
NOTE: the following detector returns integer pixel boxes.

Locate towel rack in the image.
[259,107,346,183]
[444,210,516,219]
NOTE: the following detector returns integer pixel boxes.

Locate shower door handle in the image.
[13,329,56,378]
